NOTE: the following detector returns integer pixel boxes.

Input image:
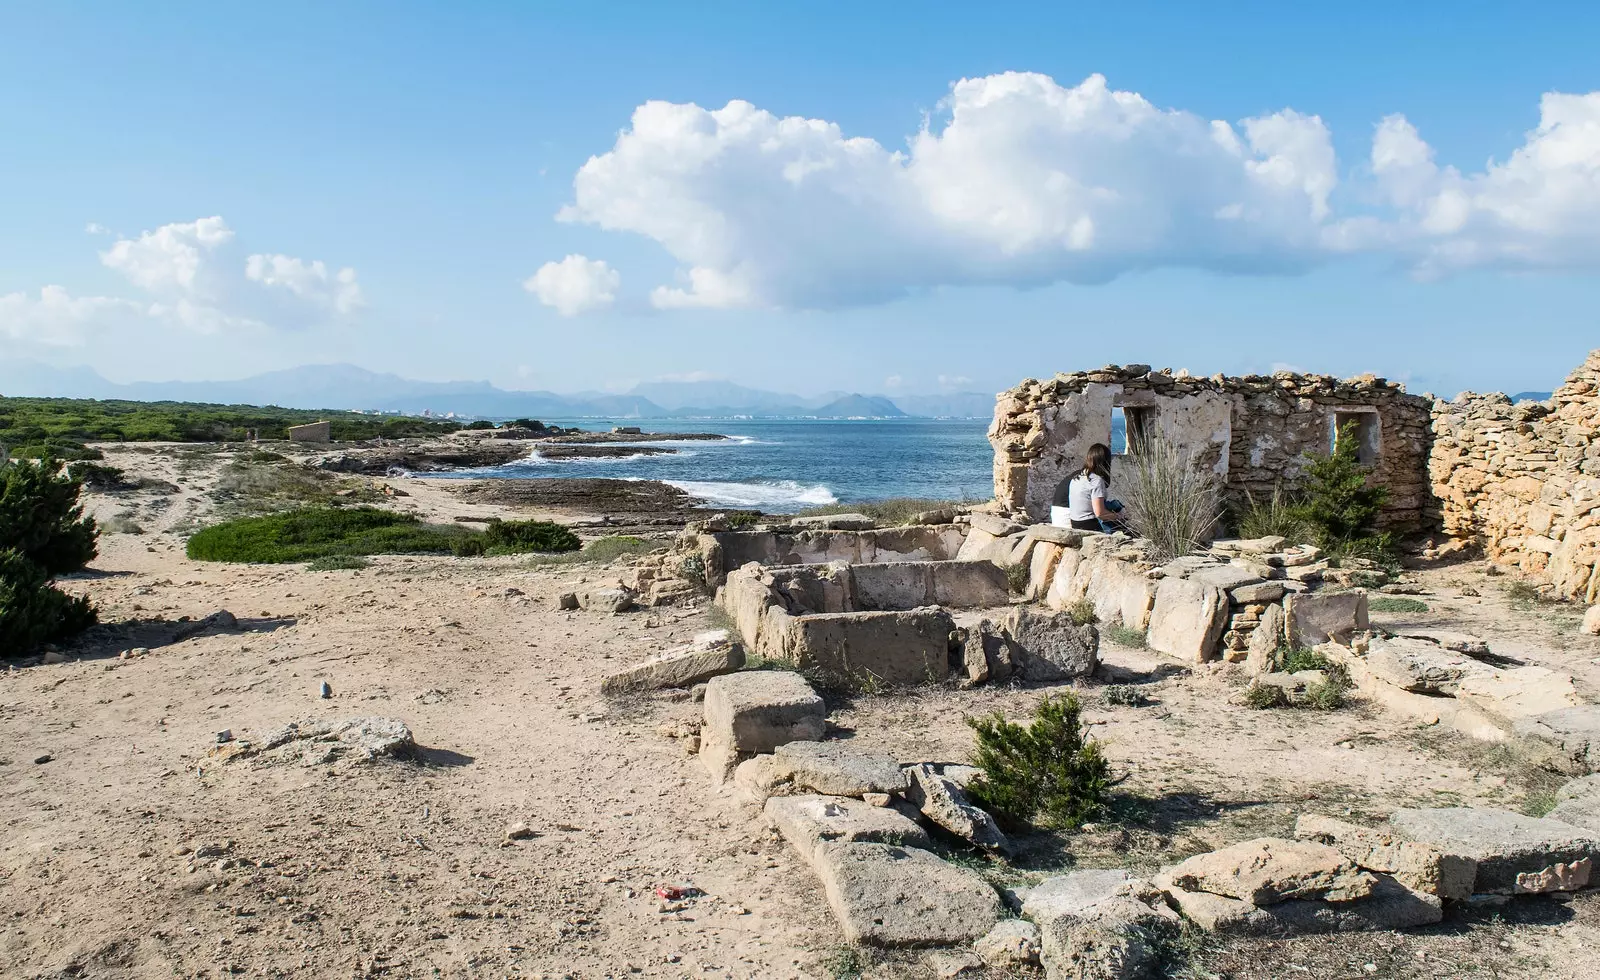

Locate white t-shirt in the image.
[1067,472,1107,522]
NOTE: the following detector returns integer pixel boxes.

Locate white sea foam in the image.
[666,479,836,510]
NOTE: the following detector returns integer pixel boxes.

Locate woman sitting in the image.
[1050,442,1126,532]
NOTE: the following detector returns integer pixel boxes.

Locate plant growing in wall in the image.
[965,692,1110,830]
[1302,421,1390,544]
[1118,437,1222,560]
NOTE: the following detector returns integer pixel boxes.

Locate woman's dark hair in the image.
[1083,443,1112,484]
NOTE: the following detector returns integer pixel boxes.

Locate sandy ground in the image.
[4,442,1600,979]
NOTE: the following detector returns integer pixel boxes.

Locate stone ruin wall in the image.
[1429,349,1600,602]
[989,365,1432,532]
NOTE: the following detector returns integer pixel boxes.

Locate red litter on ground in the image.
[655,885,698,900]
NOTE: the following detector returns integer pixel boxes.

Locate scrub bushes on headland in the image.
[1,458,98,654]
[186,508,581,563]
[0,395,461,460]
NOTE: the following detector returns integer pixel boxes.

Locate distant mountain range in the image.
[0,360,997,419]
[1511,391,1553,403]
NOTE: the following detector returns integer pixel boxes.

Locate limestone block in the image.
[1230,581,1286,604]
[1388,807,1600,894]
[732,755,791,804]
[1027,541,1064,601]
[1160,875,1441,936]
[1035,880,1181,980]
[1454,665,1582,727]
[813,842,1002,946]
[600,630,745,694]
[771,741,909,796]
[974,919,1040,968]
[1189,565,1265,591]
[1025,523,1086,547]
[1245,603,1285,674]
[789,513,876,531]
[849,561,934,610]
[1146,578,1228,662]
[929,560,1012,608]
[701,671,825,756]
[1284,591,1369,648]
[904,763,1010,855]
[1160,837,1376,905]
[1547,794,1600,834]
[1003,606,1099,681]
[777,608,955,686]
[1512,705,1600,774]
[1293,813,1475,899]
[1021,868,1134,924]
[765,795,930,866]
[1362,636,1493,695]
[968,512,1024,537]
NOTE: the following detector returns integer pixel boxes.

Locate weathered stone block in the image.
[904,763,1010,855]
[1161,837,1375,905]
[1363,636,1493,695]
[1284,590,1369,647]
[813,842,1002,946]
[1512,705,1600,774]
[701,671,825,757]
[1146,578,1228,662]
[1388,807,1600,894]
[1294,813,1474,900]
[1003,606,1099,680]
[600,629,745,694]
[765,795,930,866]
[771,740,909,796]
[1160,875,1441,935]
[775,608,956,686]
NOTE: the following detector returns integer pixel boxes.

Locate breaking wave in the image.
[665,479,837,511]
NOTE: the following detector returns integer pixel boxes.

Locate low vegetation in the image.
[792,497,961,526]
[528,535,661,566]
[305,555,371,571]
[966,692,1110,830]
[1,458,98,654]
[0,395,460,461]
[1368,596,1429,613]
[1066,597,1098,625]
[1002,561,1030,595]
[1119,437,1222,561]
[1105,624,1148,648]
[186,507,475,563]
[1232,422,1395,565]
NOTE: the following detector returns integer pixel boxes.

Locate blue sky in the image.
[2,1,1597,398]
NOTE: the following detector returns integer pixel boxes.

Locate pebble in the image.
[319,681,332,699]
[33,753,52,765]
[505,822,537,842]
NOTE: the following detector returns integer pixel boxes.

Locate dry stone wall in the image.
[1429,350,1600,601]
[988,365,1432,530]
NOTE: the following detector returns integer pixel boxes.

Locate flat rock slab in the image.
[1363,637,1492,695]
[1162,837,1375,904]
[600,629,745,694]
[1294,814,1475,900]
[789,513,877,530]
[974,919,1041,967]
[1190,566,1265,592]
[702,671,825,754]
[1230,581,1286,604]
[1021,869,1135,924]
[241,717,415,767]
[1389,807,1600,894]
[765,795,930,866]
[1513,706,1600,774]
[1547,794,1600,834]
[904,763,1011,855]
[1024,524,1085,547]
[814,842,1001,946]
[772,741,909,796]
[1162,876,1441,936]
[1455,667,1582,727]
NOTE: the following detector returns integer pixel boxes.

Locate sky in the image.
[1,1,1598,399]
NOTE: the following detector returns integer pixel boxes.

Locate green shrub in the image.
[306,555,370,571]
[465,420,495,430]
[1304,668,1353,711]
[482,519,581,554]
[1243,684,1289,709]
[1103,684,1150,707]
[186,507,473,562]
[1067,597,1098,625]
[1369,596,1429,613]
[1119,437,1222,560]
[724,511,760,529]
[1279,646,1333,673]
[1301,421,1388,544]
[966,693,1111,830]
[1,458,99,574]
[450,536,487,557]
[0,459,99,655]
[1003,562,1030,595]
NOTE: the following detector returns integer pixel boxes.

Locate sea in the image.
[427,418,1000,513]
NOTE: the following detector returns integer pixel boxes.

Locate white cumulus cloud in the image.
[100,215,234,294]
[524,254,621,316]
[0,286,142,347]
[245,254,364,313]
[559,72,1339,309]
[557,73,1600,309]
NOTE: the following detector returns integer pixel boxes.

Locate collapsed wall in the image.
[988,365,1432,531]
[1429,349,1600,601]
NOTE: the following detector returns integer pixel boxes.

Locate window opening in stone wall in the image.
[1111,407,1127,454]
[1125,406,1155,450]
[1333,411,1379,466]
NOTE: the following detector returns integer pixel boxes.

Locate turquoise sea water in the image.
[427,418,997,512]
